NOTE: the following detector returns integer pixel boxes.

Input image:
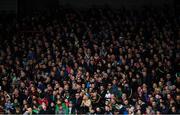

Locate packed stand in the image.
[0,7,180,114]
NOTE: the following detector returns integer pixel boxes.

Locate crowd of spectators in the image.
[0,6,179,114]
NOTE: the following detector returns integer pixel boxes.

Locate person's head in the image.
[152,101,156,108]
[50,102,54,107]
[64,98,69,103]
[107,83,112,89]
[75,93,80,99]
[105,105,110,111]
[136,109,141,114]
[146,107,151,114]
[14,98,18,103]
[64,84,69,91]
[83,94,89,100]
[58,87,63,93]
[24,104,28,109]
[76,83,81,90]
[90,82,95,89]
[156,111,161,115]
[124,99,129,105]
[56,94,61,99]
[100,85,104,91]
[23,100,27,105]
[82,83,85,89]
[32,100,37,105]
[153,83,157,89]
[96,107,101,113]
[60,70,64,76]
[86,72,90,77]
[31,86,36,93]
[112,79,117,85]
[110,98,116,104]
[167,93,172,99]
[176,95,180,102]
[171,106,176,113]
[160,102,165,108]
[56,100,61,105]
[122,93,127,100]
[91,90,97,97]
[26,107,32,114]
[69,101,73,107]
[41,102,47,110]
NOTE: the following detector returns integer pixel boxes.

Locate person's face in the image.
[171,106,176,112]
[125,65,129,70]
[142,71,147,77]
[47,85,52,91]
[76,84,81,90]
[111,98,116,104]
[124,100,128,105]
[31,86,36,92]
[2,80,6,85]
[82,84,85,88]
[112,79,117,85]
[149,96,153,102]
[14,99,18,103]
[108,84,112,89]
[150,61,153,66]
[50,102,55,107]
[146,108,151,114]
[122,93,127,100]
[129,71,132,76]
[176,95,180,101]
[136,74,140,79]
[145,57,149,62]
[153,83,157,89]
[64,84,69,91]
[105,106,109,111]
[91,83,95,88]
[167,94,171,99]
[23,100,27,105]
[24,90,28,95]
[32,95,36,100]
[65,98,68,103]
[86,72,90,77]
[159,81,163,87]
[90,60,94,65]
[152,102,156,107]
[75,93,80,99]
[177,77,180,82]
[136,110,141,114]
[119,48,123,53]
[60,71,64,76]
[81,59,84,64]
[100,86,104,91]
[93,92,97,97]
[58,87,63,93]
[33,100,37,104]
[142,86,147,93]
[69,102,73,107]
[83,95,88,100]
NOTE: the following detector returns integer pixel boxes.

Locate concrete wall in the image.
[18,0,59,14]
[59,0,173,9]
[0,0,17,12]
[0,0,174,13]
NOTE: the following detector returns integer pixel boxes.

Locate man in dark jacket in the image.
[71,93,82,114]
